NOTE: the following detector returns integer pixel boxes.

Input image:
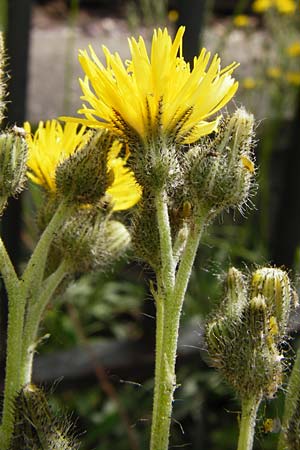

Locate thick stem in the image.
[277,347,300,450]
[237,397,261,450]
[20,259,69,385]
[0,237,19,296]
[150,213,207,450]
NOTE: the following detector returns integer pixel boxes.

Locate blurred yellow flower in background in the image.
[266,66,282,78]
[167,9,179,23]
[286,41,300,57]
[252,0,297,14]
[233,15,251,27]
[285,71,300,85]
[242,77,257,89]
[25,120,141,211]
[65,27,238,145]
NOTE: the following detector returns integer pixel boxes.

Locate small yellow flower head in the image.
[266,66,282,78]
[233,14,251,27]
[66,27,238,146]
[252,0,297,13]
[286,41,300,57]
[25,120,141,210]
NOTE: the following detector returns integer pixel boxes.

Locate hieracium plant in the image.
[0,25,298,450]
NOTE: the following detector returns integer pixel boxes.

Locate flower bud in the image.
[55,130,115,204]
[185,108,255,213]
[54,207,130,273]
[250,267,293,335]
[205,266,290,401]
[223,267,248,319]
[12,384,77,450]
[131,195,161,270]
[128,140,180,193]
[0,128,28,213]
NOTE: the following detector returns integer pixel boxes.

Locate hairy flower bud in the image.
[55,130,114,204]
[12,384,78,450]
[250,267,294,335]
[0,128,28,213]
[185,108,255,214]
[54,207,130,273]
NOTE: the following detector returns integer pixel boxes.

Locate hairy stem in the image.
[20,259,69,385]
[237,396,261,450]
[277,347,300,450]
[150,209,207,450]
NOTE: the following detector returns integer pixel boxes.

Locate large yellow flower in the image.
[252,0,297,13]
[64,27,239,145]
[24,120,141,211]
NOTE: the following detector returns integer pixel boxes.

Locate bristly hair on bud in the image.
[0,128,28,214]
[11,384,79,450]
[52,206,131,274]
[184,107,256,216]
[55,130,115,205]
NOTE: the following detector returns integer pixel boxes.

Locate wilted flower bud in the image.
[54,207,130,273]
[185,108,255,213]
[0,128,28,213]
[250,267,294,335]
[55,130,115,204]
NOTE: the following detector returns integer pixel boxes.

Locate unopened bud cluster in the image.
[0,129,28,214]
[184,108,255,214]
[205,267,296,400]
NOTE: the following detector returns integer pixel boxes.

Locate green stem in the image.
[150,212,207,450]
[237,397,261,450]
[20,259,69,385]
[21,200,70,303]
[0,201,70,450]
[277,347,300,450]
[0,236,19,295]
[154,190,175,295]
[0,240,23,450]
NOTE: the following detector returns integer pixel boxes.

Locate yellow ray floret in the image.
[24,120,141,211]
[63,27,239,144]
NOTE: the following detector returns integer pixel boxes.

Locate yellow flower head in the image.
[24,120,141,211]
[65,27,238,145]
[252,0,296,13]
